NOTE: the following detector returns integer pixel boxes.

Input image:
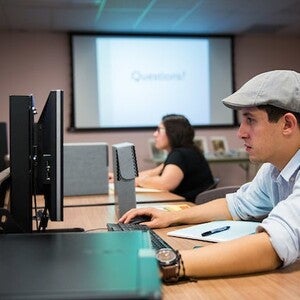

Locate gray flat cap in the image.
[222,70,300,113]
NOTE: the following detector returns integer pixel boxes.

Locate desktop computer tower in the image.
[112,142,138,218]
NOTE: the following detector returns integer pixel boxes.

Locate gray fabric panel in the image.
[63,143,108,196]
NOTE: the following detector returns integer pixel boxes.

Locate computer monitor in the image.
[35,90,64,227]
[9,90,64,233]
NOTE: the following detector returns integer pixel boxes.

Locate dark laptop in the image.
[0,231,161,299]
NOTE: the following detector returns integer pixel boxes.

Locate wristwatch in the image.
[156,248,180,283]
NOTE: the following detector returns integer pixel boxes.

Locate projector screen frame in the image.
[69,31,237,132]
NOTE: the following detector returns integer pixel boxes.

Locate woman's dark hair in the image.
[257,105,300,126]
[162,114,197,150]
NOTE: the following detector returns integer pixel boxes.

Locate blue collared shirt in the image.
[226,149,300,267]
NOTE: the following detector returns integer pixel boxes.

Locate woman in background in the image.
[136,114,214,202]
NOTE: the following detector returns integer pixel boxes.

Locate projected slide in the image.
[96,38,209,127]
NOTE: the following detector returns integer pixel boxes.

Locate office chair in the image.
[208,177,220,190]
[195,185,240,205]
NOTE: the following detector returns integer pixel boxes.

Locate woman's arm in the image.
[136,164,184,190]
[137,163,164,177]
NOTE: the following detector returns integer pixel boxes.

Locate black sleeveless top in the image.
[163,147,214,202]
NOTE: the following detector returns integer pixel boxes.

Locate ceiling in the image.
[0,0,300,36]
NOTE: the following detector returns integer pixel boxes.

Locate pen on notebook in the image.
[201,225,230,237]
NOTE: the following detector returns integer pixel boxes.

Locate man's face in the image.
[237,107,284,166]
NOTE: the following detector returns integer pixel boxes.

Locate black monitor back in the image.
[9,91,64,233]
[9,96,34,233]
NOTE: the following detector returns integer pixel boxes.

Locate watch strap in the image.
[161,263,180,283]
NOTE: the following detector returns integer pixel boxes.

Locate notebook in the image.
[0,231,161,299]
[167,220,260,243]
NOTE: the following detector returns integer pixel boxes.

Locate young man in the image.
[120,70,300,282]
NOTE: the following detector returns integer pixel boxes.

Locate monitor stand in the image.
[36,210,85,233]
[0,209,84,234]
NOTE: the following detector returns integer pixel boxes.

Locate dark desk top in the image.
[0,231,161,300]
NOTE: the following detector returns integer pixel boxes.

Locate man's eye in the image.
[247,118,254,124]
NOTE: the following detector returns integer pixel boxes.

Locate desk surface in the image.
[62,190,184,207]
[0,231,161,300]
[37,201,190,231]
[40,195,300,300]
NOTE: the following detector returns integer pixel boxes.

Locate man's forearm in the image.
[180,232,282,278]
[171,198,233,226]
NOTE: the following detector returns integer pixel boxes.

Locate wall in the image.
[1,31,300,186]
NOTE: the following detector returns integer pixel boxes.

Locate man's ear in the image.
[282,113,297,134]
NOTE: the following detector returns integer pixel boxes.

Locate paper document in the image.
[109,183,163,193]
[167,220,260,242]
[135,187,164,193]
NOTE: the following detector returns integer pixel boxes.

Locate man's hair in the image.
[162,114,197,150]
[257,105,300,126]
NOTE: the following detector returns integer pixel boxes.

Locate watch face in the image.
[156,248,177,266]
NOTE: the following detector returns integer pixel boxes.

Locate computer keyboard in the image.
[106,222,174,251]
